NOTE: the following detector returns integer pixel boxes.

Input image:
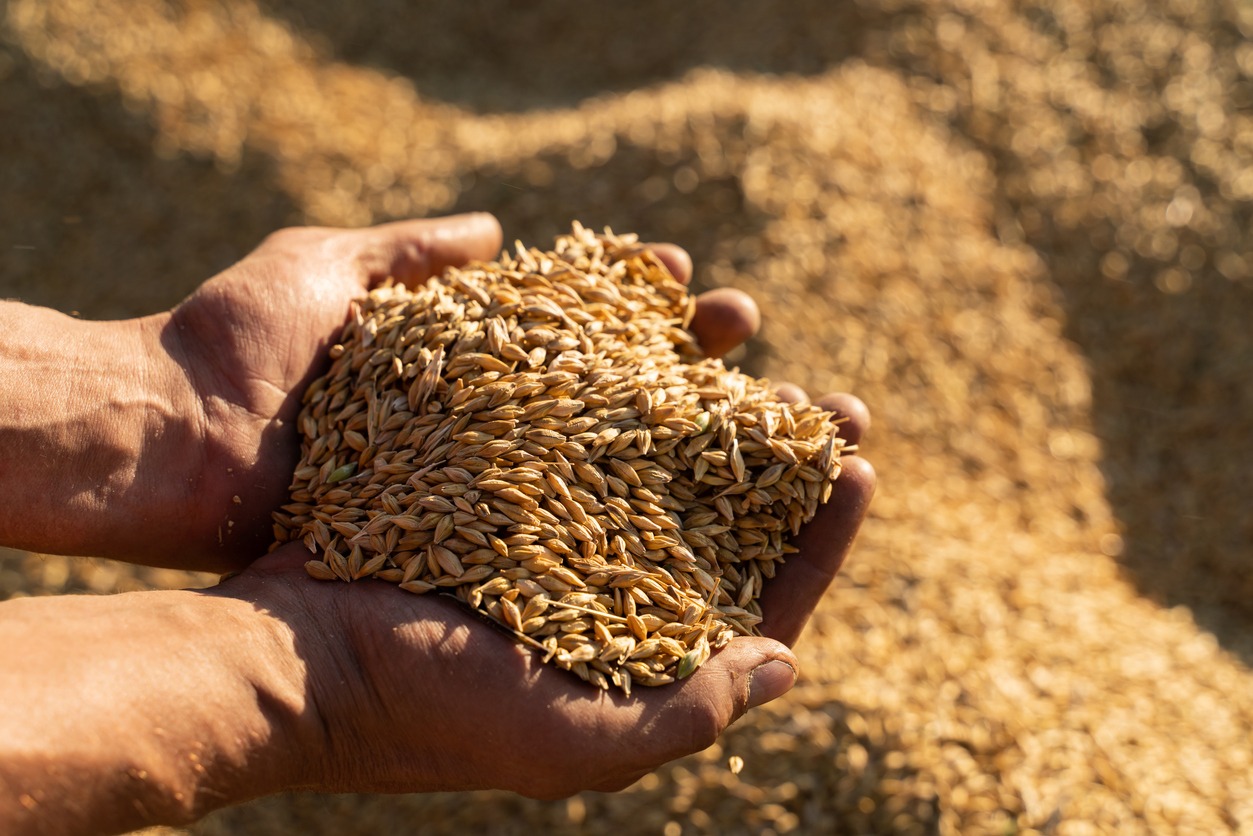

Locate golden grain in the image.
[272,224,844,688]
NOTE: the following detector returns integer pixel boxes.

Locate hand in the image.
[157,215,504,571]
[0,214,505,570]
[212,288,874,799]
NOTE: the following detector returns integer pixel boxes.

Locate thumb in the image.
[240,541,318,575]
[685,636,799,718]
[350,212,503,288]
[620,637,798,772]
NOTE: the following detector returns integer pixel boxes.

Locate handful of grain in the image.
[273,223,846,692]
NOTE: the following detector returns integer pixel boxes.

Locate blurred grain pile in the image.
[2,0,1252,833]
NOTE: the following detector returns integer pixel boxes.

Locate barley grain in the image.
[275,224,845,688]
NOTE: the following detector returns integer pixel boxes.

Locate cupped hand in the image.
[158,214,501,571]
[155,220,776,571]
[212,263,875,797]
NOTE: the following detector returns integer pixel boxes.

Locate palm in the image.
[165,218,503,567]
[168,239,361,554]
[248,410,871,796]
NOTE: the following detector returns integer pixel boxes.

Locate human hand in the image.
[212,300,874,798]
[0,214,504,569]
[1,213,853,573]
[156,215,504,571]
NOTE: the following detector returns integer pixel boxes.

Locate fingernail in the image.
[748,660,797,708]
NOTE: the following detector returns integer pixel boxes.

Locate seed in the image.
[303,560,337,581]
[325,462,358,484]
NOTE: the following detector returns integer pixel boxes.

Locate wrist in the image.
[102,591,312,826]
[0,305,205,564]
[186,584,324,807]
[202,574,331,795]
[0,586,315,834]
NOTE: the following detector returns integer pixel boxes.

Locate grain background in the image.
[2,0,1252,833]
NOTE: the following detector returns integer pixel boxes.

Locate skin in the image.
[0,214,875,835]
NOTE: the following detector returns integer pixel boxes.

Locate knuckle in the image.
[677,692,728,755]
[261,225,329,249]
[261,226,302,246]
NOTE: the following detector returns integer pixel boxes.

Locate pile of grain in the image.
[273,225,843,690]
[3,0,1253,833]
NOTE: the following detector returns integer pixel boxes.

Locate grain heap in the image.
[272,223,844,691]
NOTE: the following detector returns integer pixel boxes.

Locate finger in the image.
[690,288,760,359]
[775,382,809,405]
[815,393,870,447]
[776,387,870,448]
[756,455,876,646]
[644,243,693,285]
[349,213,503,288]
[245,541,316,573]
[605,637,798,766]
